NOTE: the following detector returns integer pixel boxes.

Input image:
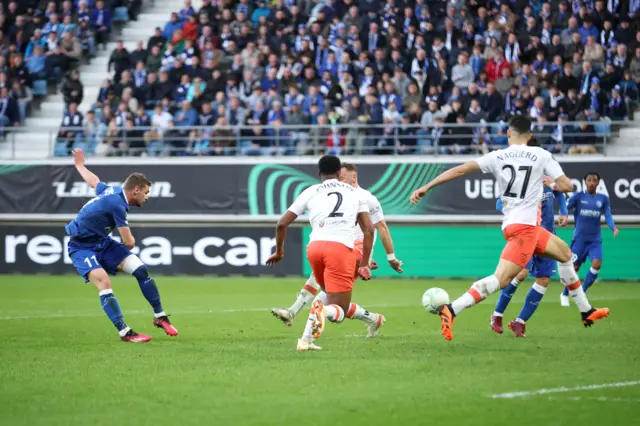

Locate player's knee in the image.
[557,245,573,263]
[536,277,550,288]
[122,255,147,276]
[516,269,529,282]
[591,259,602,269]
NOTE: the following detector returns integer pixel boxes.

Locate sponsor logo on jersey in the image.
[52,181,176,198]
[579,209,601,217]
[596,201,603,208]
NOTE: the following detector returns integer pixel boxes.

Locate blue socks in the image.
[582,267,599,293]
[132,265,164,315]
[99,289,128,332]
[516,283,546,322]
[494,280,519,315]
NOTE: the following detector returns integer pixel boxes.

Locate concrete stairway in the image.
[0,0,178,159]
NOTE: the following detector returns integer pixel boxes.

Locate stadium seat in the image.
[32,80,48,97]
[113,7,129,23]
[53,141,69,157]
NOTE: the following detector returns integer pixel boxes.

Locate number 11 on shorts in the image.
[84,255,98,267]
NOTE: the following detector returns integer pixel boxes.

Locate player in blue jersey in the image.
[65,149,178,342]
[490,177,569,337]
[560,172,619,307]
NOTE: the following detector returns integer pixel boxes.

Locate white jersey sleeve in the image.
[353,187,384,242]
[474,150,499,174]
[490,145,554,229]
[544,155,565,180]
[288,179,365,248]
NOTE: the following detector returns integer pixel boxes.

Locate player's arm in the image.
[566,192,579,211]
[357,210,374,280]
[265,210,298,265]
[554,191,569,227]
[72,148,100,189]
[267,188,310,265]
[543,157,572,192]
[113,204,135,249]
[603,196,619,237]
[410,161,481,204]
[374,220,403,273]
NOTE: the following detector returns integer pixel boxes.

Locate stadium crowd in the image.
[3,1,640,155]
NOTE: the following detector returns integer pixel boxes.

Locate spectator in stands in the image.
[58,102,83,153]
[606,86,627,120]
[62,69,83,108]
[108,41,131,83]
[59,30,82,71]
[90,0,112,50]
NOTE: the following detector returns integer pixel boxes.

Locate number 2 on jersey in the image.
[327,192,344,217]
[502,165,532,199]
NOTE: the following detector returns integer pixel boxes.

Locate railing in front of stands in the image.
[0,120,629,158]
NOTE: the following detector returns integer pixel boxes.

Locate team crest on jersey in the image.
[319,220,325,228]
[596,201,602,208]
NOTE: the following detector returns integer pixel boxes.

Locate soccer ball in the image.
[422,288,450,314]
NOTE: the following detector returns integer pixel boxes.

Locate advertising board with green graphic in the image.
[302,226,640,281]
[0,160,639,217]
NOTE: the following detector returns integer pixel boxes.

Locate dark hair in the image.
[341,162,357,172]
[318,155,342,175]
[123,173,152,190]
[509,115,532,134]
[584,172,601,181]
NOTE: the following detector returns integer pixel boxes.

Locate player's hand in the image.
[613,227,619,238]
[558,215,568,227]
[410,185,428,205]
[265,252,284,265]
[388,258,404,273]
[72,148,85,167]
[542,176,554,188]
[369,260,379,270]
[358,266,371,280]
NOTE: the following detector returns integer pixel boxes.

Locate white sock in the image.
[324,304,345,323]
[345,303,379,324]
[452,275,500,315]
[154,311,167,318]
[590,267,600,275]
[558,260,580,287]
[511,277,521,287]
[532,282,547,295]
[568,286,592,313]
[288,275,321,317]
[492,311,503,317]
[118,326,131,337]
[301,312,315,343]
[313,291,328,306]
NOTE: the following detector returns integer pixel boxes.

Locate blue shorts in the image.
[68,237,132,282]
[570,239,603,266]
[525,255,557,278]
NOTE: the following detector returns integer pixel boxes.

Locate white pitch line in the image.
[0,294,635,321]
[547,396,640,403]
[489,381,640,399]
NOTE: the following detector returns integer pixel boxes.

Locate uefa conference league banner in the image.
[0,225,303,275]
[0,161,639,216]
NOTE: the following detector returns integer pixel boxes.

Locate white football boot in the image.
[297,339,322,351]
[560,294,570,307]
[366,314,386,338]
[271,308,294,326]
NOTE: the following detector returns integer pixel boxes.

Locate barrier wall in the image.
[304,226,639,280]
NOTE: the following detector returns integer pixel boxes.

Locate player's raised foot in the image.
[310,300,326,339]
[271,308,294,327]
[490,315,504,334]
[439,304,455,341]
[121,329,152,343]
[560,294,570,307]
[508,320,527,338]
[153,315,179,336]
[297,339,322,351]
[582,307,610,327]
[366,314,386,338]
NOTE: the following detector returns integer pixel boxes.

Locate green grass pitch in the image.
[1,275,639,425]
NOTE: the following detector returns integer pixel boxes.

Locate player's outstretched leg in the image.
[345,303,386,337]
[89,269,151,343]
[542,234,609,326]
[297,290,328,351]
[582,261,601,293]
[508,278,549,338]
[122,255,178,336]
[273,274,321,326]
[491,270,527,334]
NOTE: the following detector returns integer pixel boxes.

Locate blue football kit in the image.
[66,182,132,280]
